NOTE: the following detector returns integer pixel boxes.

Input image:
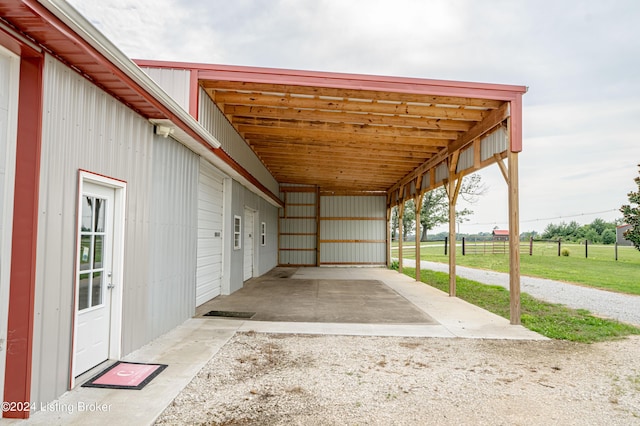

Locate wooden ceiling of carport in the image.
[201,79,506,194]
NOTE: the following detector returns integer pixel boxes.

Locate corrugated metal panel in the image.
[435,162,448,182]
[320,243,386,264]
[320,220,386,240]
[321,195,383,217]
[278,187,317,265]
[481,126,508,161]
[279,250,316,266]
[139,67,190,112]
[32,55,159,407]
[457,146,474,173]
[198,87,279,195]
[196,159,224,305]
[421,171,431,191]
[149,135,198,335]
[319,196,386,265]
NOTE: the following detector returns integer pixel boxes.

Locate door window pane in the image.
[93,235,103,269]
[80,235,92,271]
[81,196,93,232]
[91,271,103,307]
[78,273,90,310]
[94,198,105,232]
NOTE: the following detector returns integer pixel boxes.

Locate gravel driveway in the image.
[155,333,640,425]
[404,259,640,326]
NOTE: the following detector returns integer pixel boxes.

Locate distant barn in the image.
[492,229,510,241]
[617,224,634,246]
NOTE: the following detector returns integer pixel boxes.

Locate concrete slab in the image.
[196,270,436,324]
[7,267,545,426]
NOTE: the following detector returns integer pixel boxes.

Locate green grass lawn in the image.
[400,266,640,342]
[392,241,640,295]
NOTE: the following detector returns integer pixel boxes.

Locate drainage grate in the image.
[203,310,256,319]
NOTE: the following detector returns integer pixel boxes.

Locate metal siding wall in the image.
[32,55,154,407]
[198,88,279,195]
[140,67,190,112]
[149,135,198,338]
[435,163,448,182]
[279,189,317,266]
[457,146,474,173]
[481,126,508,161]
[319,195,386,265]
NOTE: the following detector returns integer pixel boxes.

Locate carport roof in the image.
[139,60,527,195]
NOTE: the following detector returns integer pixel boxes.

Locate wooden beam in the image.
[389,102,510,194]
[225,104,474,131]
[202,80,505,109]
[414,174,424,282]
[212,91,488,121]
[494,153,509,184]
[398,201,405,274]
[316,186,321,267]
[232,117,459,140]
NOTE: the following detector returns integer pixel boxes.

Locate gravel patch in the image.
[155,333,640,425]
[405,260,640,326]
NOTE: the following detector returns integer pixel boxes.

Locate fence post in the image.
[615,242,618,261]
[557,238,561,257]
[529,236,533,256]
[444,237,448,255]
[585,239,588,258]
[462,237,466,256]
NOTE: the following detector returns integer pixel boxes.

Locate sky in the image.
[68,0,640,234]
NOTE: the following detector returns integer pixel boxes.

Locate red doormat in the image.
[82,361,168,390]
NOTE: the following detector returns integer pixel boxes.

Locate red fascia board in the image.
[134,59,528,101]
[3,53,44,420]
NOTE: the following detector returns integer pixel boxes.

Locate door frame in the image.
[70,170,126,387]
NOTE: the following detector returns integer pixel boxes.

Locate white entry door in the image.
[243,209,254,281]
[74,182,115,376]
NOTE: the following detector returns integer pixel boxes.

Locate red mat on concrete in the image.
[82,361,168,390]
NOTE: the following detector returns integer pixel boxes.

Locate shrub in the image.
[389,260,399,270]
[561,248,570,257]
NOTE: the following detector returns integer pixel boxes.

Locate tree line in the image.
[525,218,619,244]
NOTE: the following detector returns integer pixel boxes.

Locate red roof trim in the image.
[135,59,528,101]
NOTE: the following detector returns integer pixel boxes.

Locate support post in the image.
[445,174,462,297]
[507,149,521,325]
[386,205,392,267]
[414,180,424,282]
[316,186,321,266]
[398,201,404,274]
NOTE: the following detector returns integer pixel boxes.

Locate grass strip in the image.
[399,266,640,343]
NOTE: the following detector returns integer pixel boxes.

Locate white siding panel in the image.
[149,136,199,335]
[33,55,198,408]
[319,196,386,265]
[140,67,190,112]
[481,126,508,161]
[198,88,278,195]
[457,146,474,173]
[196,159,224,305]
[435,163,448,182]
